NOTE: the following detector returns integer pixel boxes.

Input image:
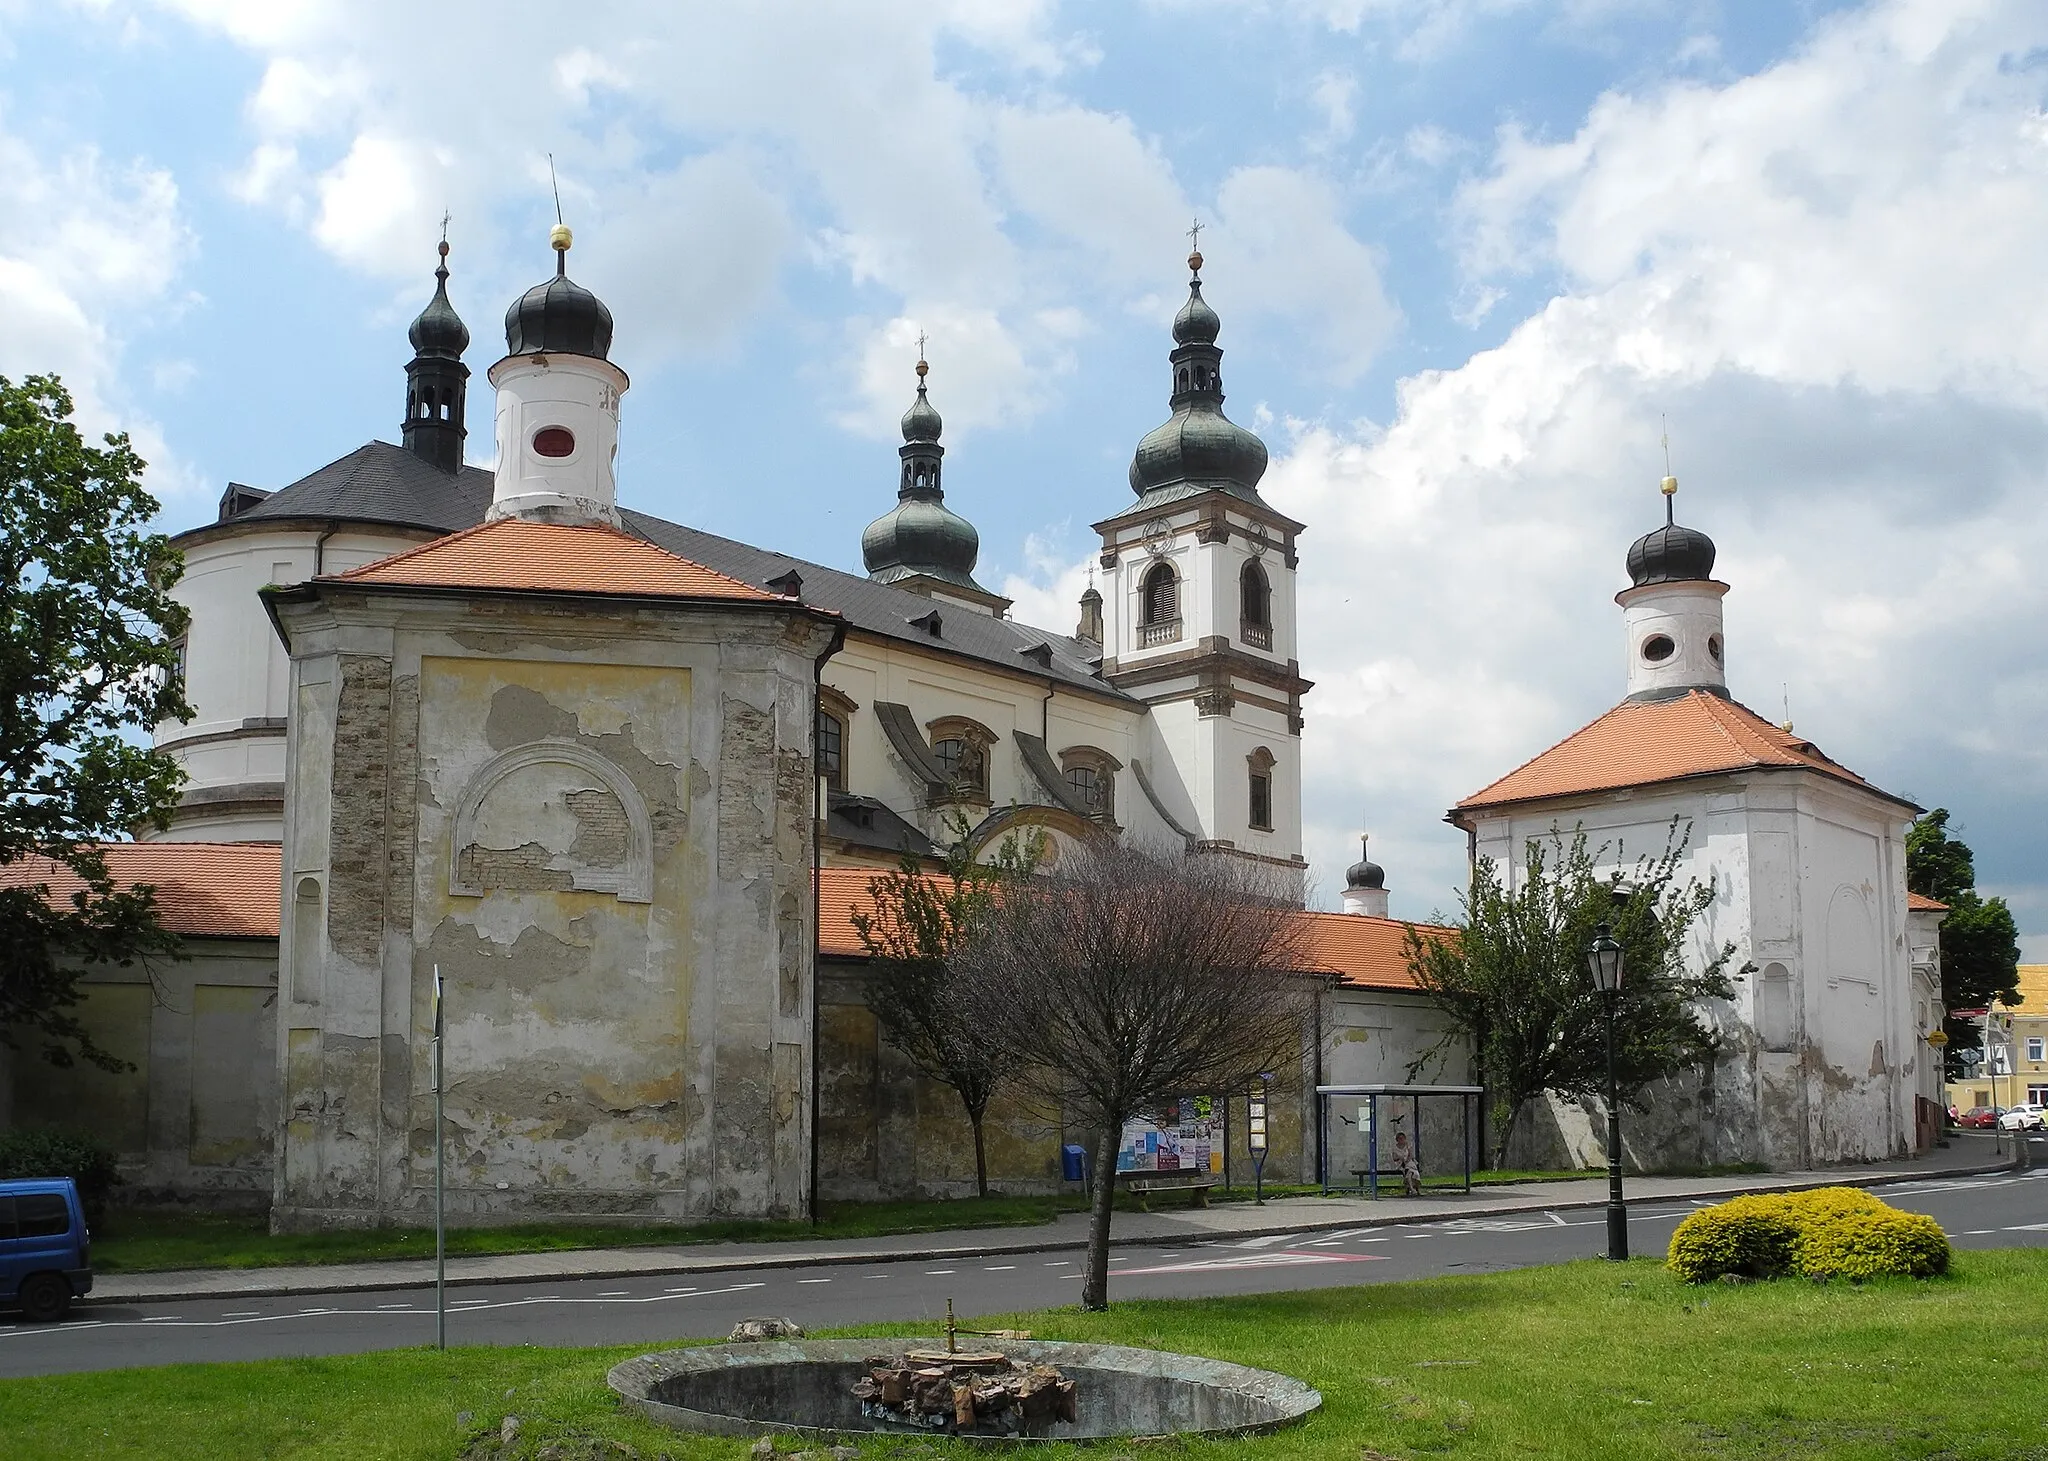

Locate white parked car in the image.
[1997,1103,2047,1131]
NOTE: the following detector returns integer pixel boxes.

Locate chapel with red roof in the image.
[1449,475,1947,1169]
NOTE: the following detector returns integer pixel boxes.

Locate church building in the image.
[1450,476,1946,1168]
[0,226,1946,1221]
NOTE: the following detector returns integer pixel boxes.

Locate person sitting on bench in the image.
[1392,1130,1422,1197]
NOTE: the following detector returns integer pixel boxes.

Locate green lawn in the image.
[7,1249,2045,1459]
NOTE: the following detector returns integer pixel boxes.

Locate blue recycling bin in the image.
[1060,1144,1089,1183]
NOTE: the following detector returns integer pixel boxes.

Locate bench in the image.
[1121,1173,1221,1212]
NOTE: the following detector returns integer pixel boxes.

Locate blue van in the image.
[0,1178,92,1322]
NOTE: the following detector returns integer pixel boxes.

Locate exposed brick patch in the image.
[565,787,629,865]
[328,655,391,968]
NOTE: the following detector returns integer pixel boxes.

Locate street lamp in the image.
[1585,921,1627,1262]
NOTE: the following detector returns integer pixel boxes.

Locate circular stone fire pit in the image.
[608,1338,1321,1444]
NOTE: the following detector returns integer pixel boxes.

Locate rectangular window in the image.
[815,710,844,791]
[1248,770,1273,831]
[2031,1085,2048,1104]
[2028,1037,2044,1063]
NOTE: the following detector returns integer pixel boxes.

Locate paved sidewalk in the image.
[86,1136,2022,1306]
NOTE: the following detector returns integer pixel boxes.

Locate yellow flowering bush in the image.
[1667,1186,1950,1283]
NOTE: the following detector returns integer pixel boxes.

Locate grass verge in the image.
[94,1169,1623,1273]
[91,1195,1092,1274]
[6,1248,2045,1459]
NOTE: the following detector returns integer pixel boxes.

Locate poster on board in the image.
[1115,1095,1224,1174]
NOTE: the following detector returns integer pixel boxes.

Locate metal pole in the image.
[1604,988,1628,1262]
[434,964,446,1350]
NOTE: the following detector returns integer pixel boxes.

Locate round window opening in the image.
[1642,633,1676,664]
[532,426,576,458]
[1708,634,1724,665]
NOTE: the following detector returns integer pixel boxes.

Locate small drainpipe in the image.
[313,520,341,577]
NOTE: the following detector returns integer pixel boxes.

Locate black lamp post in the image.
[1586,921,1627,1261]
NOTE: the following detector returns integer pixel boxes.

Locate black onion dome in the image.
[505,249,613,360]
[1626,520,1717,586]
[1345,837,1385,890]
[1129,408,1269,498]
[1173,279,1221,344]
[408,250,469,358]
[901,385,942,444]
[861,498,982,589]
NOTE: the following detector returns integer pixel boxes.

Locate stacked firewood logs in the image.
[852,1350,1078,1434]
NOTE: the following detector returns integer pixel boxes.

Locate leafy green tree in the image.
[1906,808,2021,1078]
[1404,822,1740,1169]
[1,375,190,1070]
[850,817,1044,1198]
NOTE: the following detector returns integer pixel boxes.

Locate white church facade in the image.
[0,228,1942,1220]
[1451,479,1946,1170]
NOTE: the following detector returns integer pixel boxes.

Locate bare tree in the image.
[850,825,1042,1198]
[951,838,1312,1310]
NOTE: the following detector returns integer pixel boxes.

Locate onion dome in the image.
[1173,278,1220,345]
[504,224,613,360]
[408,241,469,358]
[1129,247,1270,504]
[1626,475,1718,586]
[1345,834,1385,891]
[862,357,991,595]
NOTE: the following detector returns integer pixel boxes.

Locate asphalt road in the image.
[5,1167,2044,1379]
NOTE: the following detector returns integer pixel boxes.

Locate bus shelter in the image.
[1316,1083,1484,1197]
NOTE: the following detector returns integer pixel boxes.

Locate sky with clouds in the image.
[6,0,2047,948]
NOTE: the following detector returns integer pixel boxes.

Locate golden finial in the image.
[550,223,573,253]
[1187,217,1204,274]
[915,329,929,381]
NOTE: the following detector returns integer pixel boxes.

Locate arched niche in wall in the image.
[1825,885,1878,993]
[449,739,653,903]
[1757,961,1795,1052]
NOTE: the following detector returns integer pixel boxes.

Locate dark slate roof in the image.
[622,510,1129,703]
[205,441,495,536]
[186,439,1126,703]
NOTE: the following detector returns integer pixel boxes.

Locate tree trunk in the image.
[970,1109,990,1199]
[1082,1126,1119,1311]
[1490,1097,1522,1171]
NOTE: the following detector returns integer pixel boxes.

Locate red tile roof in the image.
[1456,690,1910,815]
[0,842,281,939]
[818,865,1442,992]
[1908,891,1948,913]
[332,517,782,602]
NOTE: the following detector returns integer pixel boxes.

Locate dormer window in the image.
[816,686,857,794]
[1058,744,1121,825]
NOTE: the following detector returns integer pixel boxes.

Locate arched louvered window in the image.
[1142,562,1179,626]
[1241,561,1270,627]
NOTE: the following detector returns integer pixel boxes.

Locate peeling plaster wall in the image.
[1469,768,1917,1173]
[272,588,832,1229]
[1319,987,1477,1181]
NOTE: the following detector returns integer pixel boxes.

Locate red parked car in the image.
[1956,1106,2005,1129]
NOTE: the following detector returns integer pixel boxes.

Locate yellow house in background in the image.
[1947,964,2048,1113]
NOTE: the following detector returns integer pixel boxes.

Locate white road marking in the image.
[2003,1223,2048,1232]
[1118,1251,1388,1277]
[1547,1212,1567,1226]
[663,1287,697,1294]
[1236,1233,1299,1249]
[0,1282,771,1343]
[221,1311,260,1318]
[924,1269,956,1275]
[983,1265,1016,1272]
[1964,1229,1996,1235]
[1044,1261,1070,1267]
[141,1316,178,1323]
[376,1304,411,1310]
[596,1291,631,1297]
[865,1275,889,1281]
[797,1278,832,1285]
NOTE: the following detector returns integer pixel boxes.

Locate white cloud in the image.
[1271,0,2048,917]
[0,117,199,501]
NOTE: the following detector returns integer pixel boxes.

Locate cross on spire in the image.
[1187,218,1203,251]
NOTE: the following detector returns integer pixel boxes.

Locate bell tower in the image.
[1617,474,1728,702]
[1095,237,1310,868]
[402,237,470,473]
